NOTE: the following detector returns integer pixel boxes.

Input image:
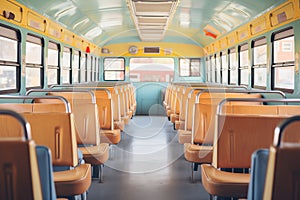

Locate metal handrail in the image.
[195,89,286,103]
[26,89,96,104]
[274,115,300,147]
[45,87,112,99]
[217,98,300,115]
[0,95,71,113]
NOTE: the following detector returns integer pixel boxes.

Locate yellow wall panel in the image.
[270,2,294,27]
[227,33,237,47]
[48,21,62,39]
[63,30,74,46]
[250,16,267,35]
[101,43,204,57]
[237,26,250,41]
[27,11,46,32]
[0,0,23,23]
[220,38,228,50]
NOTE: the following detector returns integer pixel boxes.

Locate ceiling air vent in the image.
[128,0,179,42]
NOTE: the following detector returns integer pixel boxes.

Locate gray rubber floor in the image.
[88,116,210,200]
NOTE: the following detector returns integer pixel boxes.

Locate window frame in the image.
[229,47,237,85]
[179,58,201,77]
[251,36,267,89]
[221,50,228,85]
[80,53,87,83]
[103,57,125,81]
[25,34,44,89]
[0,24,21,94]
[47,41,60,86]
[271,27,295,93]
[62,46,71,84]
[238,43,249,86]
[72,50,80,84]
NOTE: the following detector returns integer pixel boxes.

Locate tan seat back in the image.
[192,93,262,144]
[0,103,32,112]
[23,112,78,167]
[73,103,100,145]
[179,87,192,121]
[0,140,43,200]
[264,118,300,200]
[0,110,42,200]
[213,115,286,169]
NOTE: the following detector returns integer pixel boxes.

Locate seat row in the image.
[0,82,136,199]
[164,83,300,198]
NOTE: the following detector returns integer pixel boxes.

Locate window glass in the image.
[216,55,221,83]
[26,35,43,88]
[254,68,267,87]
[129,58,174,82]
[211,56,215,82]
[87,55,92,82]
[206,58,211,82]
[104,58,125,81]
[47,42,59,85]
[221,52,227,84]
[72,51,80,83]
[272,28,294,90]
[81,54,87,82]
[239,45,249,85]
[0,66,17,90]
[0,37,18,62]
[179,58,201,77]
[62,47,71,84]
[253,38,267,88]
[229,49,237,84]
[0,26,19,92]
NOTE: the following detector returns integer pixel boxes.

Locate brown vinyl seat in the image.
[184,93,261,181]
[0,110,43,200]
[40,92,110,182]
[263,116,300,200]
[201,114,289,198]
[22,112,92,198]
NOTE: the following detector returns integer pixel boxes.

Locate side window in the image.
[221,51,228,84]
[47,41,60,86]
[72,50,80,83]
[179,58,201,77]
[206,57,211,83]
[62,47,71,84]
[104,58,125,81]
[80,53,87,83]
[215,54,221,83]
[252,37,267,89]
[229,47,237,84]
[86,55,92,82]
[211,55,216,83]
[129,58,174,82]
[272,28,294,92]
[26,34,43,89]
[0,25,20,93]
[239,43,249,86]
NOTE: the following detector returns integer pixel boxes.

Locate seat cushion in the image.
[201,164,250,198]
[100,129,121,144]
[178,130,191,144]
[184,144,212,163]
[79,143,109,165]
[54,163,91,196]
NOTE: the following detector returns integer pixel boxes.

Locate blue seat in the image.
[36,145,57,200]
[247,149,269,200]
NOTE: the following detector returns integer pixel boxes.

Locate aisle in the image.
[88,116,209,200]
